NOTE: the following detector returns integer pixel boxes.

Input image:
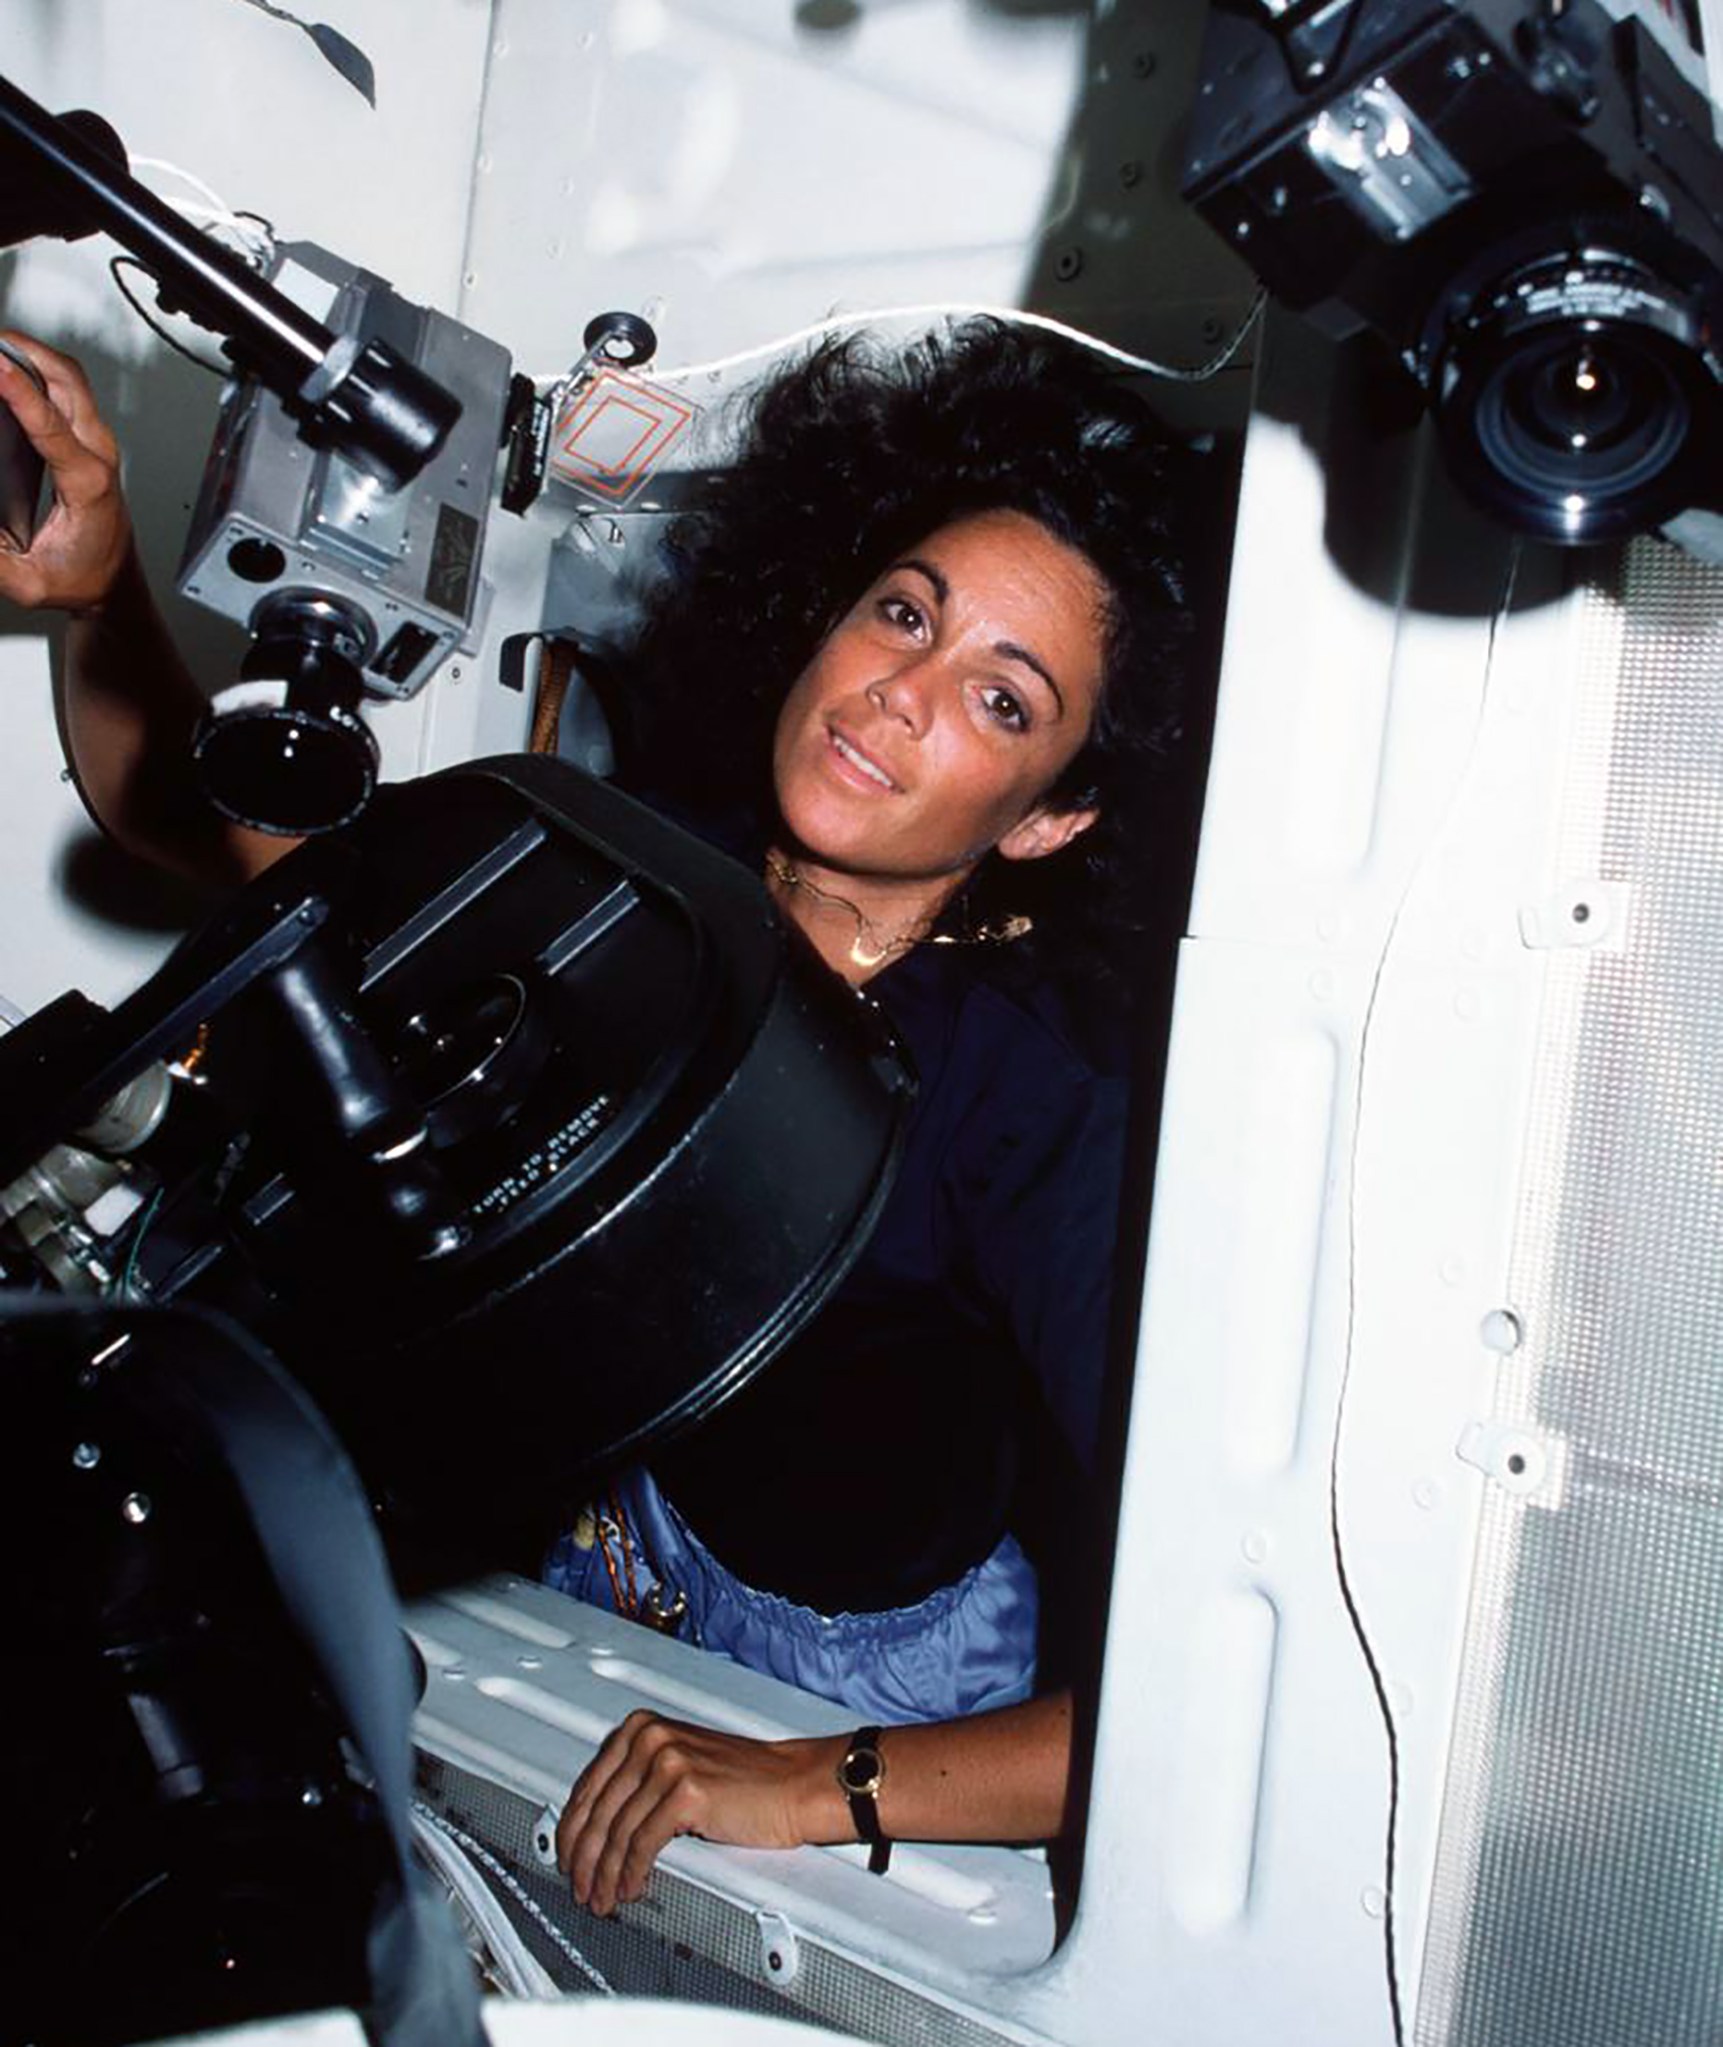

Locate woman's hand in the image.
[556,1711,844,1916]
[556,1690,1074,1916]
[0,333,134,613]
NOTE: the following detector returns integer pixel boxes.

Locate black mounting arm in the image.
[0,73,461,489]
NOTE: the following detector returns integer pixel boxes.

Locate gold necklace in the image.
[765,851,1034,969]
[765,850,931,969]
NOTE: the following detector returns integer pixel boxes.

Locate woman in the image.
[0,319,1193,1911]
[536,325,1194,1911]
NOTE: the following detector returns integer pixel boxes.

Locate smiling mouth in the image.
[827,727,898,792]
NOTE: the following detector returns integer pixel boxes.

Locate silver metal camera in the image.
[177,242,516,831]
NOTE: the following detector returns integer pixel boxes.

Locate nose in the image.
[866,657,936,738]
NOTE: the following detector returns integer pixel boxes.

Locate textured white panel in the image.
[408,1575,1059,1997]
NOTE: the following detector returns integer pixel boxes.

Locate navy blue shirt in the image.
[655,937,1128,1612]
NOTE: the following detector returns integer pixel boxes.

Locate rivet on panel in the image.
[72,1441,101,1471]
[1361,1885,1388,1920]
[120,1491,151,1525]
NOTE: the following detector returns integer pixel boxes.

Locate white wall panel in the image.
[457,0,1087,379]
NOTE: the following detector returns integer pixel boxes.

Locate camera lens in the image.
[193,592,380,835]
[1435,248,1714,544]
[1479,327,1688,496]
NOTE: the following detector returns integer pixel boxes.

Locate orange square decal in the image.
[550,369,698,505]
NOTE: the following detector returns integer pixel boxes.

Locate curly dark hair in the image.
[615,317,1200,989]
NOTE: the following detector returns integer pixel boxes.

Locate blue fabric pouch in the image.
[544,1467,1038,1724]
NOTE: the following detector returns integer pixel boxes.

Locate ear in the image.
[996,801,1099,864]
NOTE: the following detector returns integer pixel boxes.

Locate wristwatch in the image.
[836,1725,892,1875]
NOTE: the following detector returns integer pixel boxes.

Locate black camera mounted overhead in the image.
[1182,0,1723,548]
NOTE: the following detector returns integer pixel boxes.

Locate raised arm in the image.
[0,334,286,886]
[556,1691,1073,1916]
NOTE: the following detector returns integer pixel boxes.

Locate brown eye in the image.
[878,596,926,635]
[981,684,1030,732]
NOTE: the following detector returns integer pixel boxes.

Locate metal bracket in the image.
[756,1910,800,1986]
[1518,879,1632,952]
[1456,1421,1568,1507]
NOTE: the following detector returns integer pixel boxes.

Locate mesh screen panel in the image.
[414,1753,1030,2047]
[1414,542,1723,2047]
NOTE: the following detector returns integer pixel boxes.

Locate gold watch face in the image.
[839,1745,884,1796]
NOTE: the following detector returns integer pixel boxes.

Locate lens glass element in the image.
[1435,248,1711,544]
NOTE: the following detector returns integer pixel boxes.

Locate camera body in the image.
[1183,0,1723,543]
[174,243,518,832]
[179,241,514,700]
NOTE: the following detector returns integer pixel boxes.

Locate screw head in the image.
[72,1441,101,1471]
[120,1491,152,1526]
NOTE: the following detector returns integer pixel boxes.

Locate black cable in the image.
[108,256,232,375]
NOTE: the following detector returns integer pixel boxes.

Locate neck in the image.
[766,847,967,985]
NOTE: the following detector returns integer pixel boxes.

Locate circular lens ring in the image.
[194,700,379,835]
[1434,247,1715,544]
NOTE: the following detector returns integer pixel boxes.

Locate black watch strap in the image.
[836,1724,891,1875]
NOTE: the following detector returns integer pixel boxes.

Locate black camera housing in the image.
[1183,0,1723,543]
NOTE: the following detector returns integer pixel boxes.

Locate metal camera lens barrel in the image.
[302,335,463,495]
[193,591,381,835]
[1435,248,1714,545]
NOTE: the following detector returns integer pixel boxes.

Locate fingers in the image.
[589,1766,689,1915]
[556,1711,704,1917]
[0,334,132,610]
[0,332,120,479]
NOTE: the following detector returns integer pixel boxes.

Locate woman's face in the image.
[770,510,1109,887]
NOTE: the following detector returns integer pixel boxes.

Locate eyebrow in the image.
[893,557,1068,717]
